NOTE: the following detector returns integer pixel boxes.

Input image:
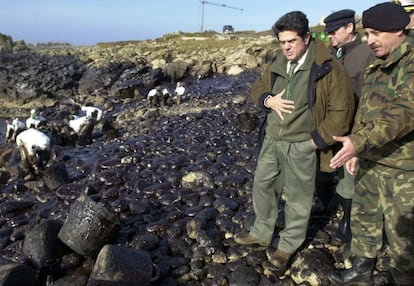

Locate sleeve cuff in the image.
[349,133,365,154]
[264,95,272,108]
[311,129,329,150]
[259,92,272,111]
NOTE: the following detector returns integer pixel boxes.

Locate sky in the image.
[0,0,382,46]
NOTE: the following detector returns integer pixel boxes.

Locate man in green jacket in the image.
[328,3,414,285]
[234,10,354,275]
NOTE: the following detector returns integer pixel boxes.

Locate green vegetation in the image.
[94,29,277,56]
[0,33,14,52]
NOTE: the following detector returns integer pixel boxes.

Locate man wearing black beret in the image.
[328,2,414,285]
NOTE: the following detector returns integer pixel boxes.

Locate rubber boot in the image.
[331,194,352,246]
[328,256,375,286]
[314,171,335,215]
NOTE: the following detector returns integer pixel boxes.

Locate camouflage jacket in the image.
[350,34,414,170]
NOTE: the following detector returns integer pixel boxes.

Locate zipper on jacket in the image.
[278,75,294,138]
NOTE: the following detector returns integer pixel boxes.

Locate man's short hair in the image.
[272,11,310,39]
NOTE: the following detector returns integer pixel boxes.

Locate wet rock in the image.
[87,244,158,286]
[0,200,34,215]
[290,247,335,285]
[181,171,214,189]
[0,263,37,286]
[129,233,160,251]
[229,264,260,286]
[101,119,119,140]
[236,111,259,132]
[227,65,244,75]
[22,219,67,268]
[78,63,126,96]
[0,170,11,185]
[49,258,94,286]
[41,162,71,190]
[58,195,120,257]
[164,61,189,83]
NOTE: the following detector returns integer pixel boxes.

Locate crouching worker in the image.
[5,118,26,143]
[15,128,51,177]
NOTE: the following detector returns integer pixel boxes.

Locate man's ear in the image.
[345,22,354,34]
[395,29,405,36]
[305,32,311,45]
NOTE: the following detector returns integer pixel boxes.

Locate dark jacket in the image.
[329,33,375,99]
[251,38,355,172]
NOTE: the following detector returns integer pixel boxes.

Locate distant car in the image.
[222,25,234,34]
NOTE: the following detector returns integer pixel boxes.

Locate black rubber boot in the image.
[328,256,375,286]
[331,194,352,245]
[314,171,336,215]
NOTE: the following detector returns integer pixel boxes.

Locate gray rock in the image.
[87,244,158,286]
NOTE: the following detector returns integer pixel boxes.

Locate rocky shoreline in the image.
[0,35,393,285]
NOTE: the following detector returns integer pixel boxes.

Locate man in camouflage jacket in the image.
[328,3,414,285]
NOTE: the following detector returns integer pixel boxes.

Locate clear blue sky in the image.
[0,0,381,46]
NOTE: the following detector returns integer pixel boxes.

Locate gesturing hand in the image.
[329,136,356,169]
[265,89,295,120]
[345,157,358,175]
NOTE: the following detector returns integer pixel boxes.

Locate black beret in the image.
[363,2,409,31]
[324,9,355,33]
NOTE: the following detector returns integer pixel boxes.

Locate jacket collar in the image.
[271,38,334,76]
[367,35,412,71]
[332,33,362,57]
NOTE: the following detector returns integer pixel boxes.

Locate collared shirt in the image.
[287,48,309,75]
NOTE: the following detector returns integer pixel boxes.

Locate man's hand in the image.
[265,89,295,120]
[329,135,356,169]
[345,156,358,175]
[311,138,317,150]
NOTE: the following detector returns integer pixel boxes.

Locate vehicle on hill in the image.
[222,25,234,34]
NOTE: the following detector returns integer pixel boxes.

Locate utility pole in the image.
[200,1,243,32]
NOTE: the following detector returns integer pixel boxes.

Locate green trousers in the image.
[249,135,316,254]
[351,160,414,285]
[335,165,356,199]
